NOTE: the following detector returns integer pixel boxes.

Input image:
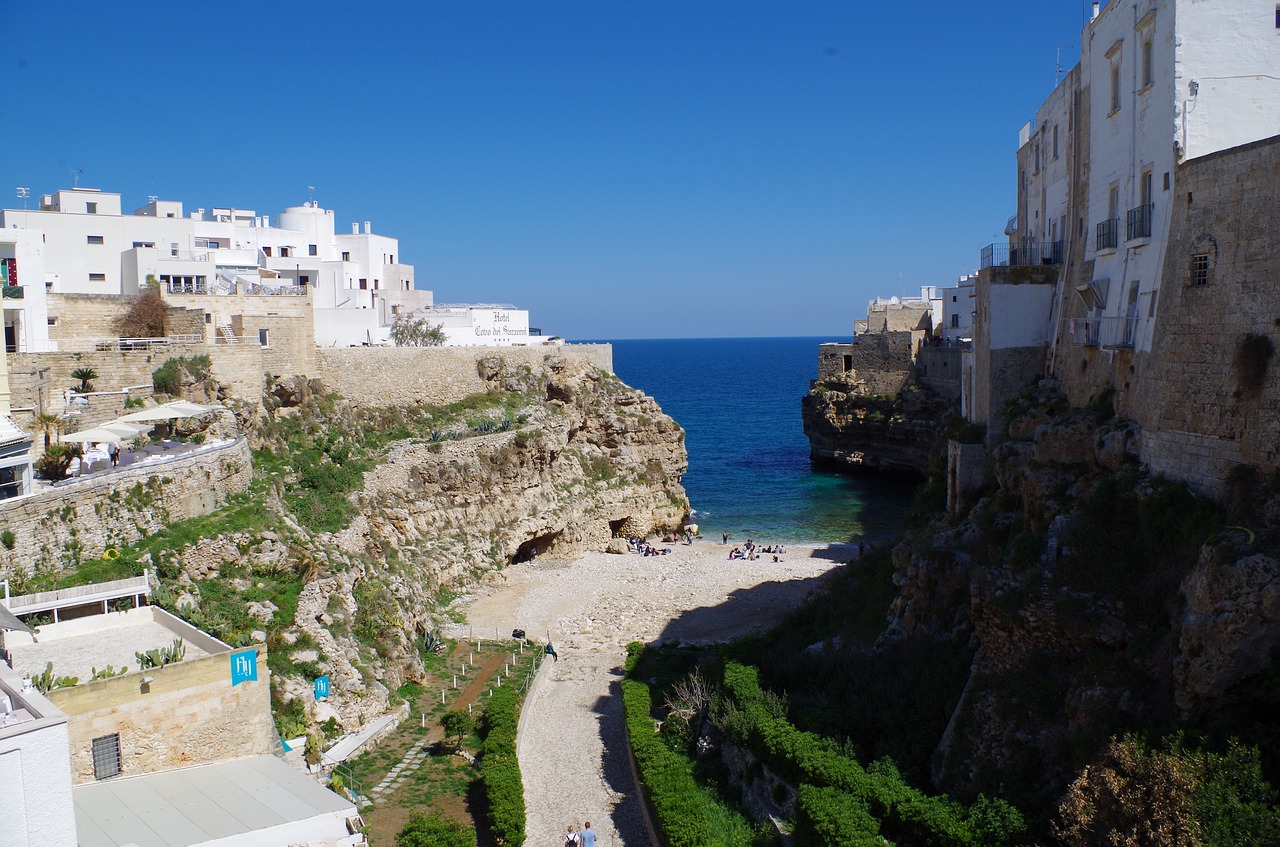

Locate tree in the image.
[441,709,475,751]
[389,311,447,347]
[113,286,169,339]
[69,367,98,394]
[397,812,476,847]
[33,412,62,449]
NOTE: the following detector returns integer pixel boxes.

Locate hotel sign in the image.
[230,650,258,686]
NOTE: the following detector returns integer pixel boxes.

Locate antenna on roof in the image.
[71,168,84,189]
[148,195,158,204]
[1055,45,1075,85]
[308,185,316,205]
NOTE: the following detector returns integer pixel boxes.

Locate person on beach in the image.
[722,530,729,544]
[546,643,559,661]
[581,821,597,847]
[564,824,580,845]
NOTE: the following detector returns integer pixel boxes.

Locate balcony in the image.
[1127,203,1153,240]
[1096,218,1119,250]
[1,285,22,300]
[1063,315,1137,348]
[979,241,1064,269]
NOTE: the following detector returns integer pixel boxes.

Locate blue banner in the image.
[314,675,330,700]
[230,650,258,686]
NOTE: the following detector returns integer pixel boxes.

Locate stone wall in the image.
[0,437,253,576]
[1127,135,1280,496]
[46,293,204,346]
[49,643,273,783]
[315,343,613,407]
[8,343,207,416]
[917,346,962,400]
[813,333,915,396]
[162,290,316,378]
[867,302,931,333]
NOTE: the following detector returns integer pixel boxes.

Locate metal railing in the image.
[57,334,204,353]
[165,280,208,295]
[159,251,211,263]
[979,241,1064,269]
[1063,315,1137,348]
[1,285,23,300]
[1127,203,1153,240]
[1096,218,1119,250]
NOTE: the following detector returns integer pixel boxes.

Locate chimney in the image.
[363,221,372,234]
[1091,2,1100,20]
[352,223,359,234]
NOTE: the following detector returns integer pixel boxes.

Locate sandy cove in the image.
[443,539,855,847]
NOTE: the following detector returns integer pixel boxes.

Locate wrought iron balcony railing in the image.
[1127,203,1153,240]
[1096,218,1119,250]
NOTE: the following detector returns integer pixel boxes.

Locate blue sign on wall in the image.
[230,650,258,686]
[314,675,331,700]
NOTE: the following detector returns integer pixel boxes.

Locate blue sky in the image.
[4,1,1093,339]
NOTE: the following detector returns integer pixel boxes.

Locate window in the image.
[1191,253,1211,286]
[47,317,58,327]
[170,243,179,257]
[205,313,212,324]
[1110,63,1122,112]
[341,251,350,262]
[86,202,98,214]
[1148,289,1159,317]
[87,235,104,244]
[92,733,121,780]
[951,314,960,328]
[1053,124,1059,159]
[262,246,272,257]
[1140,170,1153,208]
[1034,140,1041,173]
[89,273,106,282]
[308,244,317,256]
[258,328,270,347]
[358,278,367,290]
[299,275,310,285]
[1141,37,1154,88]
[132,241,154,249]
[1275,3,1279,27]
[280,247,291,258]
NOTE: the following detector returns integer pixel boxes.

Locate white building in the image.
[413,305,536,347]
[0,189,434,347]
[926,276,976,343]
[0,661,78,847]
[0,228,52,354]
[1014,0,1280,355]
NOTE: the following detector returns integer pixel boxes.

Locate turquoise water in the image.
[602,337,918,545]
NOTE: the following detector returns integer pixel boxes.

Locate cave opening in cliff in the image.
[609,517,634,537]
[516,531,561,563]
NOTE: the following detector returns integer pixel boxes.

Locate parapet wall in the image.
[315,343,613,406]
[0,437,253,577]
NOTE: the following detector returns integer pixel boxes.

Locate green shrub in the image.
[622,678,711,847]
[0,529,14,550]
[480,686,526,845]
[794,784,882,847]
[397,812,476,847]
[720,661,1025,847]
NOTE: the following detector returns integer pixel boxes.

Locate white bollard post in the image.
[441,688,445,704]
[511,652,516,664]
[421,713,425,728]
[453,675,457,688]
[468,703,472,716]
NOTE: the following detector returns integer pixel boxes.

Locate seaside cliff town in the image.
[3,1,1280,845]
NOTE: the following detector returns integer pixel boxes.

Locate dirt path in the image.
[445,541,851,846]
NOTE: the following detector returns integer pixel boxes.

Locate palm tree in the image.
[69,367,99,394]
[33,412,62,449]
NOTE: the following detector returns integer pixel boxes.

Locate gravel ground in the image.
[444,540,852,847]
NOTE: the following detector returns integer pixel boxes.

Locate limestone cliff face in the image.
[150,352,688,736]
[341,355,689,580]
[882,380,1280,809]
[801,381,949,476]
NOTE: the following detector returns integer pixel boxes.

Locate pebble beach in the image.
[445,539,855,846]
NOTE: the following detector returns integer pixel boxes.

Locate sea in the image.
[599,337,919,546]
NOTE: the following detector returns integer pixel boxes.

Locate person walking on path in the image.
[564,824,580,845]
[580,821,597,847]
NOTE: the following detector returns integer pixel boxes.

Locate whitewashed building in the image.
[0,228,51,354]
[0,189,433,347]
[411,305,536,347]
[0,661,78,847]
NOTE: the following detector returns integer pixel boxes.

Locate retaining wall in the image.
[0,437,253,576]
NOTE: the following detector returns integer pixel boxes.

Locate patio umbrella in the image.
[61,426,129,444]
[103,422,151,438]
[117,401,215,423]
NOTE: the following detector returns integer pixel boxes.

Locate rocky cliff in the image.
[880,380,1280,815]
[801,378,951,476]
